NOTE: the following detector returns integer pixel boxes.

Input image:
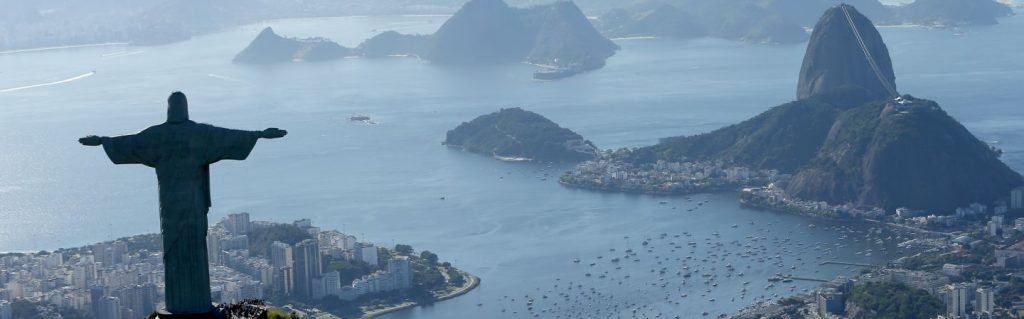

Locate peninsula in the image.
[562,5,1023,216]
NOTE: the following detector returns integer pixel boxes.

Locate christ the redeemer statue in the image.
[79,92,286,317]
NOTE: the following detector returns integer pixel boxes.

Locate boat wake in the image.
[0,43,128,55]
[207,73,249,84]
[102,50,145,58]
[0,71,96,94]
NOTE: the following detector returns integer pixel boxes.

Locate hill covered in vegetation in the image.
[620,5,1022,213]
[445,108,599,163]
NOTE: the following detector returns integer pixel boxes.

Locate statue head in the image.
[167,91,189,124]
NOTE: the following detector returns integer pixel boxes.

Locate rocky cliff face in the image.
[797,4,896,101]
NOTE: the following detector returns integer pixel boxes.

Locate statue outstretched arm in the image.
[78,135,106,146]
[259,128,287,139]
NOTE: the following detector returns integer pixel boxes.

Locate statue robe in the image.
[101,120,260,314]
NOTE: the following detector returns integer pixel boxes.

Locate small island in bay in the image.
[233,27,351,64]
[445,108,599,163]
[563,4,1023,217]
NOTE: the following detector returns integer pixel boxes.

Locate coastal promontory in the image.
[568,4,1023,214]
[233,27,351,64]
[445,108,599,163]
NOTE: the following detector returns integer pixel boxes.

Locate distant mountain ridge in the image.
[234,0,618,78]
[233,27,350,64]
[594,0,1014,44]
[623,4,1022,213]
[418,0,620,76]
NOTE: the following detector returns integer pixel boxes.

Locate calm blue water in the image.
[1,12,1021,318]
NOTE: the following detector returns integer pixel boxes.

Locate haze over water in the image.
[1,12,1022,318]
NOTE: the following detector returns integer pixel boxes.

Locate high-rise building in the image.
[0,300,12,319]
[89,285,106,317]
[270,242,293,270]
[343,235,357,250]
[312,277,326,300]
[239,281,264,300]
[207,230,225,265]
[226,212,252,235]
[223,235,249,251]
[359,243,379,267]
[388,256,413,290]
[117,284,157,318]
[322,271,342,297]
[293,239,322,297]
[99,296,122,319]
[944,283,970,318]
[816,289,845,316]
[74,261,96,289]
[1012,187,1024,210]
[976,287,995,314]
[44,252,64,268]
[274,266,294,296]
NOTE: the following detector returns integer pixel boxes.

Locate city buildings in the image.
[359,243,379,267]
[0,216,420,318]
[0,300,11,319]
[389,256,413,291]
[977,287,995,315]
[942,283,971,319]
[293,239,322,298]
[1012,186,1024,210]
[99,296,122,319]
[226,213,252,235]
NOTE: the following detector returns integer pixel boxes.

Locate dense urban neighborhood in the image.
[0,214,475,319]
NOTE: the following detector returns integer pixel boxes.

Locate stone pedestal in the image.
[154,307,224,319]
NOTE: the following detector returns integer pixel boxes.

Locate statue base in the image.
[154,308,224,319]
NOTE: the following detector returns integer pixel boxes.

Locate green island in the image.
[445,107,599,163]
